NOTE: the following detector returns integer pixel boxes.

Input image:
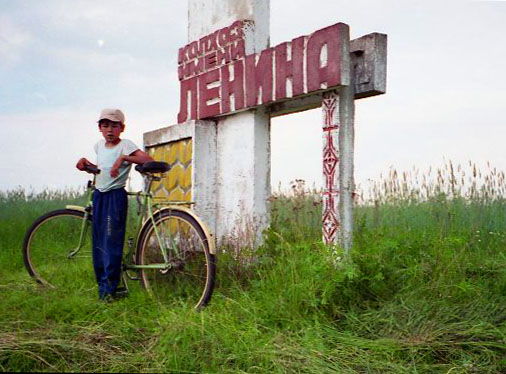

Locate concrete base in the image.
[215,108,270,246]
[144,112,270,248]
[144,120,217,236]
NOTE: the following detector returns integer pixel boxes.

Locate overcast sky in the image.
[1,0,505,194]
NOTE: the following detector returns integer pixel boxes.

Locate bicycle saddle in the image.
[135,161,170,174]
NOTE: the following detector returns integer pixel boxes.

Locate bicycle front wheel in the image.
[23,209,94,290]
[136,209,216,309]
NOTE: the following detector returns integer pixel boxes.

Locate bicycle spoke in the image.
[23,210,94,290]
[137,210,215,308]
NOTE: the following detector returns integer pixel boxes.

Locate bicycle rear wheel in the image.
[23,209,94,290]
[136,209,216,309]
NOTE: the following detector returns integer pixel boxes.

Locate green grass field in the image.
[0,164,505,373]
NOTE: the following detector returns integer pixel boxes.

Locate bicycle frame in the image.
[63,173,215,273]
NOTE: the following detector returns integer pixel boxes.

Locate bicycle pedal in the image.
[113,287,129,299]
[125,270,141,281]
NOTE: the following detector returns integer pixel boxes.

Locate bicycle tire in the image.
[136,209,216,309]
[23,209,94,289]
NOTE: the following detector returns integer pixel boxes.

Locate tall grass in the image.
[363,160,506,204]
[0,187,87,272]
[0,162,505,372]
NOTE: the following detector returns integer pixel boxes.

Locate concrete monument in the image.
[144,0,387,251]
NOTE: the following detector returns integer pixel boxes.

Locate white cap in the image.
[97,108,125,123]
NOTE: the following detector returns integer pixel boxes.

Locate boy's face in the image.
[98,119,124,144]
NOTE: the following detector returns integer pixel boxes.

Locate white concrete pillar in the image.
[188,0,271,245]
[338,83,355,252]
[192,121,218,235]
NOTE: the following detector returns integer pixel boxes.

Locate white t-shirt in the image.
[94,139,139,192]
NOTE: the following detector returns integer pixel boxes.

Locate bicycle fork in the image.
[67,208,92,259]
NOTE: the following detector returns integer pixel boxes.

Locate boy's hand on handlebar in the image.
[76,158,91,171]
[85,165,100,174]
[76,158,100,174]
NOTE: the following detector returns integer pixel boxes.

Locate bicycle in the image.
[22,161,216,309]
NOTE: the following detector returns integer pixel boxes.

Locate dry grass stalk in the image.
[359,160,506,205]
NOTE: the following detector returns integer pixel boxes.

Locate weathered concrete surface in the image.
[144,120,218,235]
[215,109,270,243]
[188,0,269,53]
[350,33,387,99]
[146,0,387,252]
[144,121,193,147]
[338,82,355,252]
[188,0,271,244]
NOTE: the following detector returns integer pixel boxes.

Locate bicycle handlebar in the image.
[85,165,100,175]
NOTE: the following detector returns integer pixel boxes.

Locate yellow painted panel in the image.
[167,164,183,190]
[154,185,169,199]
[146,139,192,202]
[181,165,192,189]
[169,187,184,201]
[149,146,165,162]
[184,190,192,201]
[167,141,182,165]
[182,139,193,165]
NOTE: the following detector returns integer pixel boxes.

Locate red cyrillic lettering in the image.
[275,37,304,100]
[306,24,343,92]
[177,77,198,123]
[187,56,204,77]
[198,68,221,119]
[229,20,244,41]
[221,60,245,114]
[183,45,190,63]
[208,30,219,52]
[183,62,191,78]
[188,41,199,59]
[205,52,217,70]
[231,39,245,60]
[217,46,231,66]
[218,27,230,48]
[237,22,244,38]
[178,47,185,64]
[245,48,273,107]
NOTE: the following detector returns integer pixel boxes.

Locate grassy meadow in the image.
[0,161,505,373]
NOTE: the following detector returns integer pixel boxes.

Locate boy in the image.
[76,108,153,301]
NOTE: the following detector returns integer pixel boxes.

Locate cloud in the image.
[26,0,185,54]
[2,0,506,195]
[0,1,185,116]
[0,15,33,66]
[0,108,163,192]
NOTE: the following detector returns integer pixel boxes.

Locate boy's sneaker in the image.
[112,287,129,300]
[99,293,114,303]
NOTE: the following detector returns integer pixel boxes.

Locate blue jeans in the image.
[92,188,127,298]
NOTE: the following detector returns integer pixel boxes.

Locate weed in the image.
[0,162,505,372]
